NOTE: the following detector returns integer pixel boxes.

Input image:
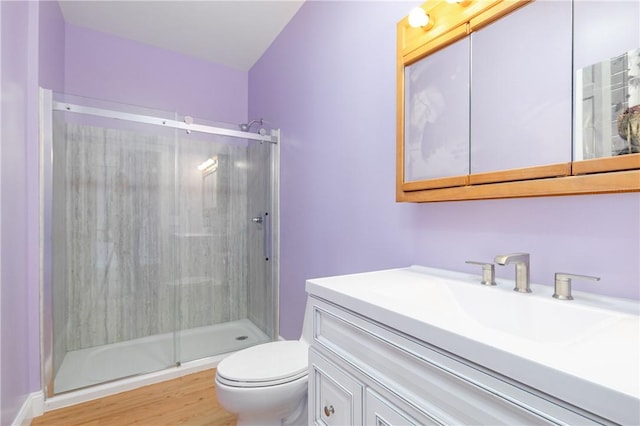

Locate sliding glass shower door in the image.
[173,123,277,364]
[42,91,278,395]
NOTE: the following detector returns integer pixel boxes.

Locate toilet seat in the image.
[216,340,308,388]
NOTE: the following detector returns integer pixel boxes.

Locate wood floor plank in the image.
[32,369,237,426]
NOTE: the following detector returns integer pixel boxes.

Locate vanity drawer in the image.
[311,297,605,425]
[365,388,440,426]
[309,348,363,426]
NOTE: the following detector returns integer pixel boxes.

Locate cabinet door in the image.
[309,348,363,426]
[365,389,442,426]
[470,0,572,178]
[404,36,470,185]
[573,0,640,167]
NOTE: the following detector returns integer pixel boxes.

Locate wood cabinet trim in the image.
[398,0,528,62]
[396,170,640,202]
[572,154,640,175]
[468,0,533,32]
[469,163,571,185]
[403,175,469,191]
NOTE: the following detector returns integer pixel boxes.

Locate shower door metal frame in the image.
[39,88,280,398]
[51,101,279,144]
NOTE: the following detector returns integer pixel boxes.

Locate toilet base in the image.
[215,375,308,426]
[234,394,307,426]
[282,396,307,426]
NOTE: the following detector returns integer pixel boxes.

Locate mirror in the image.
[572,0,639,163]
[576,48,640,160]
[404,37,469,184]
[469,0,572,176]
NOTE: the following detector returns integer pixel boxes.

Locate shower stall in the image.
[40,90,279,396]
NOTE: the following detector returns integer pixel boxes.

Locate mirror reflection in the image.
[576,48,640,159]
[404,37,470,182]
[200,155,219,223]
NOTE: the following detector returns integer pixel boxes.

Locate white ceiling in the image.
[57,0,305,71]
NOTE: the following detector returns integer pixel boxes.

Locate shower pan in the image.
[39,89,279,396]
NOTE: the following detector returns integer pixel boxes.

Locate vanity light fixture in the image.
[408,7,434,29]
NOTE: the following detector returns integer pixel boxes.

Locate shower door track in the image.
[52,101,278,143]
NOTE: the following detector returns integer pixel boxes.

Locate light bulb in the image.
[408,7,430,28]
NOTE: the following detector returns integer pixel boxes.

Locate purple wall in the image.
[1,1,37,423]
[250,1,426,338]
[1,0,65,421]
[249,1,640,339]
[1,2,31,421]
[65,24,248,124]
[39,0,66,93]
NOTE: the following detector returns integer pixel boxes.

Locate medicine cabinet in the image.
[396,0,640,202]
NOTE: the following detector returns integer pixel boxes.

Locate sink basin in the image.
[452,280,628,343]
[367,267,633,344]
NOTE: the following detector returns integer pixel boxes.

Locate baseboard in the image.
[30,392,45,418]
[12,391,44,425]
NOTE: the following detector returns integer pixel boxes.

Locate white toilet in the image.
[215,300,312,426]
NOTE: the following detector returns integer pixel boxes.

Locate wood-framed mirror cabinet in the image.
[396,0,640,202]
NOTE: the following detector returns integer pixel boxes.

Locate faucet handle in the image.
[553,272,600,300]
[465,261,497,286]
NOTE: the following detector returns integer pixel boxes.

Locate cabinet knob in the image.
[323,405,335,417]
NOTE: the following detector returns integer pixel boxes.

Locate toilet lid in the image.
[217,341,308,385]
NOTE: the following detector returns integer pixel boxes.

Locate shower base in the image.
[54,318,270,394]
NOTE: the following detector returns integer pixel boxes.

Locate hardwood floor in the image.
[32,369,237,426]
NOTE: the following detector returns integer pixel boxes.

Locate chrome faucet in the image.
[494,253,531,293]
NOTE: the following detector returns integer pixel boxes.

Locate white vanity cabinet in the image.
[307,295,613,425]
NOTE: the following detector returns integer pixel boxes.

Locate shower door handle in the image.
[263,212,271,262]
[251,213,271,261]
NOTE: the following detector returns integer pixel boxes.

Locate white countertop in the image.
[306,266,640,425]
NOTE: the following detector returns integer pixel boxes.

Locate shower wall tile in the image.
[62,124,177,350]
[226,145,249,323]
[175,136,248,331]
